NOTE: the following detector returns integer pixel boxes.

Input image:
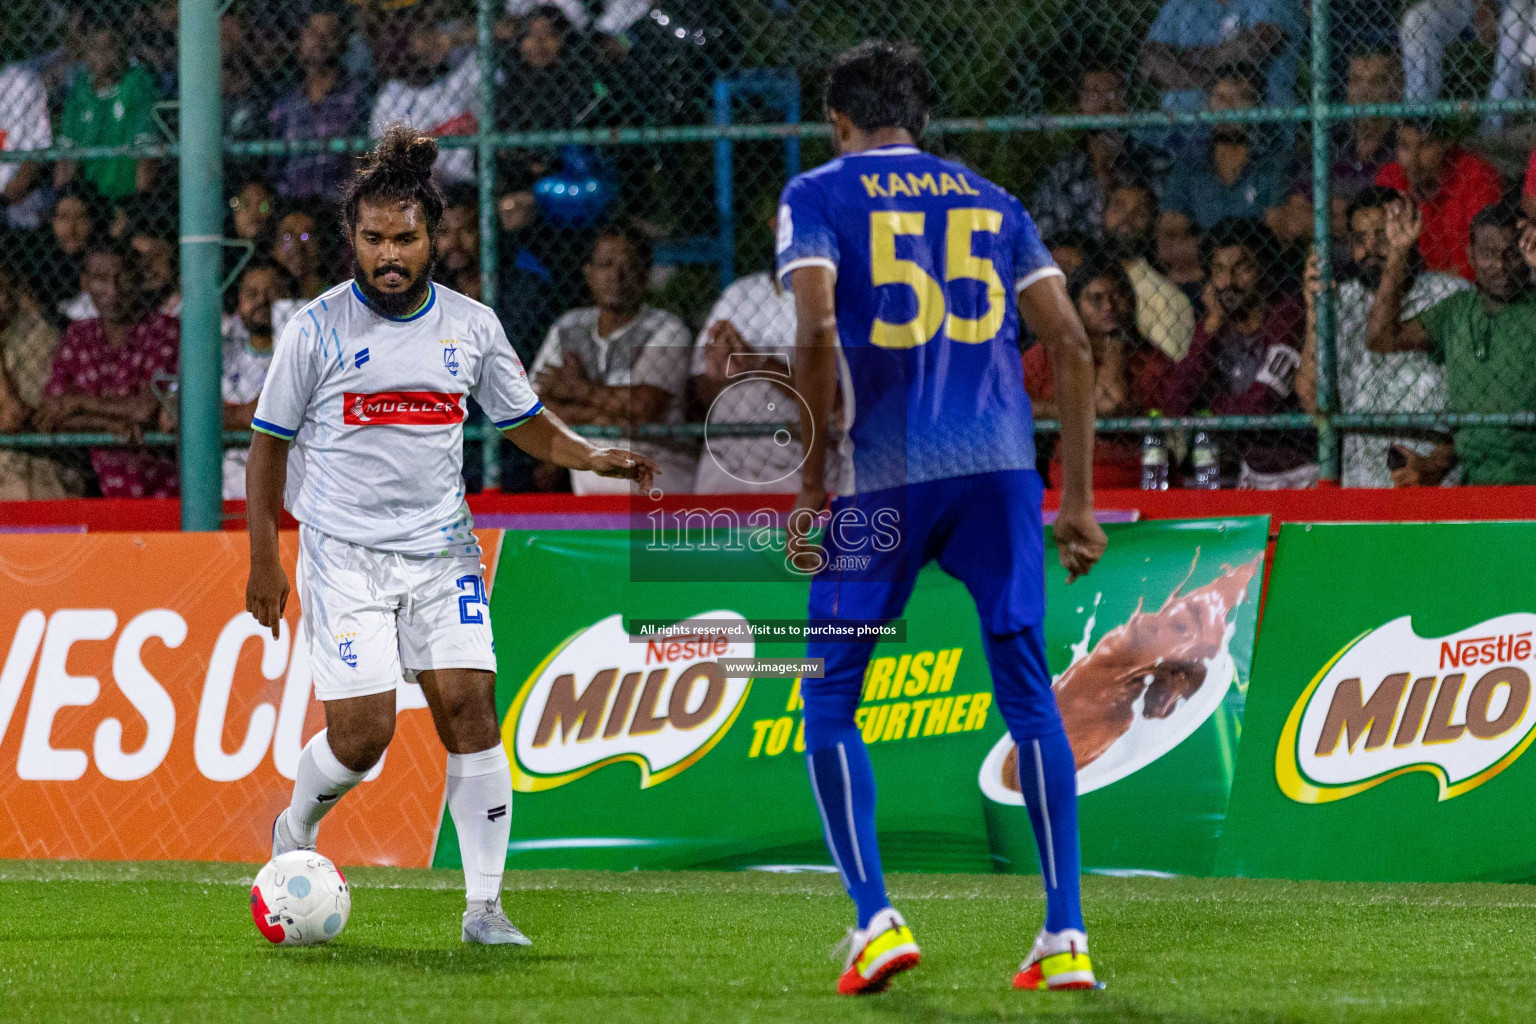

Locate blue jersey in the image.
[776,145,1061,493]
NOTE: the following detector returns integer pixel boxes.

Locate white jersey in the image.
[252,279,541,556]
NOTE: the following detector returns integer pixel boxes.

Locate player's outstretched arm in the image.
[245,431,291,639]
[1020,275,1107,583]
[505,408,660,492]
[786,265,838,572]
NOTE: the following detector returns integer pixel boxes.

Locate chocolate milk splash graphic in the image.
[1001,556,1261,788]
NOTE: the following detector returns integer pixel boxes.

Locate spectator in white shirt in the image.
[532,225,694,494]
[1297,186,1468,487]
[222,262,298,499]
[370,21,480,184]
[0,62,52,230]
[689,260,803,494]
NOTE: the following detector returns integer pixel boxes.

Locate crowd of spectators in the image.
[1,0,1536,498]
[1012,21,1536,489]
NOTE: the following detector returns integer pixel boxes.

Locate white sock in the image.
[288,729,369,845]
[446,744,512,904]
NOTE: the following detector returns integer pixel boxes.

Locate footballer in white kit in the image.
[245,126,656,946]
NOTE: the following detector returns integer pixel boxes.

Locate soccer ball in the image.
[250,850,351,946]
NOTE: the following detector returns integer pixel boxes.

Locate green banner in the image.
[434,517,1268,876]
[1216,522,1536,883]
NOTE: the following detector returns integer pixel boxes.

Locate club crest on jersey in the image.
[440,339,460,377]
[343,391,466,425]
[335,632,358,668]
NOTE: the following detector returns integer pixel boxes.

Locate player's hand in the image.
[1390,444,1448,487]
[1054,503,1107,584]
[586,447,659,492]
[1303,250,1325,309]
[1385,199,1422,254]
[1520,220,1536,270]
[703,321,749,379]
[1201,278,1223,336]
[33,394,79,432]
[537,354,593,402]
[246,556,289,640]
[785,484,828,575]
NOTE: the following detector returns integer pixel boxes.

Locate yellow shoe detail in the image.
[856,924,917,976]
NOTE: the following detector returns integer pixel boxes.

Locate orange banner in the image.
[0,530,502,867]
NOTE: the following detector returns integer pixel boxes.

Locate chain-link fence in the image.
[1,0,1534,501]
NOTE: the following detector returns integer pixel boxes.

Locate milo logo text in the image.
[1278,614,1536,804]
[504,612,752,791]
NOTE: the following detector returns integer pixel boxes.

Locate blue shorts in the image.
[803,469,1062,742]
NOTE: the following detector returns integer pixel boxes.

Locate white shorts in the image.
[296,525,497,701]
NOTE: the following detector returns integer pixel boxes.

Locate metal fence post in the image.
[477,0,502,490]
[178,0,224,530]
[1311,0,1340,482]
[714,78,736,292]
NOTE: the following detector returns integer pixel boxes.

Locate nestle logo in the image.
[645,635,732,665]
[343,391,465,426]
[1440,632,1533,669]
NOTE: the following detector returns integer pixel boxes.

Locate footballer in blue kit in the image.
[777,41,1109,995]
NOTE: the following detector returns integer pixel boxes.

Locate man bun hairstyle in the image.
[342,123,446,235]
[824,39,932,139]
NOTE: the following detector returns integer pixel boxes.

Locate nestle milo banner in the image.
[435,517,1267,876]
[1216,522,1536,882]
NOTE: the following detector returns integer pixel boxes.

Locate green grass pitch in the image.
[2,861,1533,1023]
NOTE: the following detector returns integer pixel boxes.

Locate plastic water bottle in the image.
[1191,431,1221,489]
[1141,432,1170,490]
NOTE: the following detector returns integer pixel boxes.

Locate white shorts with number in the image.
[297,525,496,701]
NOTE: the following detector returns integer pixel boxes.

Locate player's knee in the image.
[1001,703,1065,745]
[433,690,499,753]
[801,700,860,754]
[327,719,393,773]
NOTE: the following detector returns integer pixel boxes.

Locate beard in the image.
[1105,231,1150,261]
[1354,259,1383,290]
[353,245,437,318]
[1217,287,1255,315]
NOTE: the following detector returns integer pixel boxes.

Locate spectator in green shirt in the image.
[1369,200,1536,484]
[53,9,158,200]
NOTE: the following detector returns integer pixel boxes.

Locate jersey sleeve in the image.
[475,320,543,430]
[1011,197,1064,294]
[1414,290,1462,364]
[776,175,839,290]
[251,314,321,440]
